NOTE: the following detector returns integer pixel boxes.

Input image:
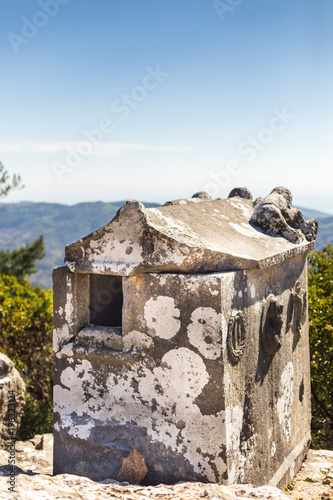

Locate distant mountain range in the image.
[0,201,332,289]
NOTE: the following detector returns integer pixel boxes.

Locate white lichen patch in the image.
[65,261,76,273]
[277,362,294,442]
[53,324,71,353]
[99,239,143,265]
[229,200,253,218]
[65,276,74,327]
[55,348,227,482]
[226,405,244,454]
[148,209,202,242]
[158,276,167,286]
[229,222,262,238]
[187,307,222,360]
[103,348,226,481]
[68,261,137,275]
[54,359,97,419]
[224,403,245,483]
[144,296,181,339]
[76,326,123,350]
[221,312,228,356]
[123,330,154,351]
[147,237,188,266]
[59,343,74,357]
[59,414,96,440]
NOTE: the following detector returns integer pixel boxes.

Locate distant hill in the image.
[0,201,332,289]
[298,207,333,220]
[316,216,333,249]
[297,207,333,250]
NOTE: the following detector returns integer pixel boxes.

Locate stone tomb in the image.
[53,187,318,487]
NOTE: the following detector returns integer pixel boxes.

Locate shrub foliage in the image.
[0,235,45,282]
[308,244,333,448]
[0,273,53,440]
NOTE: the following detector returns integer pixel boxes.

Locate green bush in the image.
[0,235,45,282]
[0,273,53,440]
[308,244,333,449]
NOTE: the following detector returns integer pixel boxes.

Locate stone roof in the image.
[64,189,316,276]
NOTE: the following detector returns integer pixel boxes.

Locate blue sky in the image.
[0,0,332,212]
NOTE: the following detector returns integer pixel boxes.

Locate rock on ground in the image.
[0,434,332,500]
[116,449,148,484]
[0,353,25,447]
[0,474,290,500]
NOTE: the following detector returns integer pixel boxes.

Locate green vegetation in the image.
[0,161,23,198]
[0,163,52,439]
[0,273,53,440]
[74,461,87,477]
[0,235,45,281]
[308,244,333,449]
[284,478,297,492]
[0,162,46,283]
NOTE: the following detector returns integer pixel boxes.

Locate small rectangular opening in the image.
[89,275,123,327]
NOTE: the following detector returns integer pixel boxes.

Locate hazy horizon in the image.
[1,196,332,218]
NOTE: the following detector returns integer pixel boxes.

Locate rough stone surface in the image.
[3,434,53,475]
[0,473,291,500]
[64,193,314,277]
[54,256,311,486]
[116,449,148,484]
[250,187,318,243]
[1,434,332,499]
[285,449,333,499]
[0,353,25,448]
[191,191,212,200]
[54,189,316,489]
[228,187,253,200]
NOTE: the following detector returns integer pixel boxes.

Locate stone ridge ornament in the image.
[261,295,284,359]
[287,281,307,340]
[227,311,246,364]
[53,187,316,489]
[250,186,318,243]
[228,187,253,200]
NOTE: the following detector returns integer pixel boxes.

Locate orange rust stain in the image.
[133,273,146,291]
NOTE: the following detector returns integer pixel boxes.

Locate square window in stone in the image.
[89,274,123,327]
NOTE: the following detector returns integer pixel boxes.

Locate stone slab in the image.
[53,255,311,487]
[64,198,314,276]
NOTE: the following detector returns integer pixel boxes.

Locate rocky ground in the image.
[0,434,332,499]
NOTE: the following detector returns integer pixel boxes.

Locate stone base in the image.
[268,432,311,489]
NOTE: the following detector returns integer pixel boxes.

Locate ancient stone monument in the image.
[53,187,317,488]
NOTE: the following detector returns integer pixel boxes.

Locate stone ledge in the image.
[268,432,311,489]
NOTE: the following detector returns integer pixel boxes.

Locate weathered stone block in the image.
[53,267,90,353]
[53,189,315,488]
